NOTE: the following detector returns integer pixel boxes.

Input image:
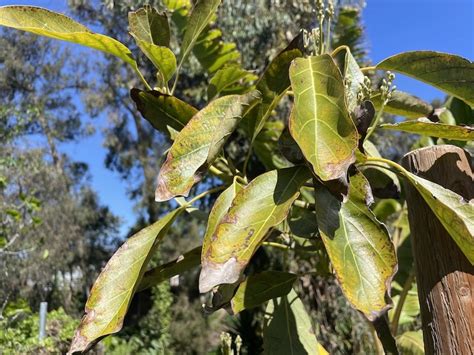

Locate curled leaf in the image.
[155,91,261,201]
[199,166,311,292]
[69,208,182,353]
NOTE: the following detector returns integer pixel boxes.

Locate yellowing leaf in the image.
[230,271,297,314]
[69,208,183,353]
[155,91,260,201]
[377,51,474,106]
[315,172,397,320]
[263,289,327,355]
[244,32,305,139]
[402,170,474,264]
[199,166,311,292]
[381,118,474,141]
[200,180,243,288]
[396,331,424,355]
[0,6,138,70]
[289,55,358,182]
[130,89,197,137]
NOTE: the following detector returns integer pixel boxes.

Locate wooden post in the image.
[401,145,474,354]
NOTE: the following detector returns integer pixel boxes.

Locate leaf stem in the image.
[365,99,387,141]
[391,268,416,335]
[186,185,227,206]
[326,16,332,53]
[134,67,152,90]
[365,156,408,175]
[361,66,377,73]
[242,144,253,178]
[293,200,315,210]
[262,242,290,250]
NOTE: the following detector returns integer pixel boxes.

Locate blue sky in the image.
[3,0,473,236]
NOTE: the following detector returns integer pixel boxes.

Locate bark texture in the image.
[401,145,474,354]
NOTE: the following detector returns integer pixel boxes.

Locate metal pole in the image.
[38,302,48,341]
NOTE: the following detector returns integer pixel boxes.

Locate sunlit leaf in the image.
[69,208,183,353]
[130,89,197,138]
[128,5,170,47]
[231,271,297,314]
[315,172,397,320]
[289,54,358,182]
[263,289,327,355]
[128,6,175,83]
[338,46,365,115]
[207,64,257,100]
[396,331,424,355]
[381,118,474,141]
[0,6,138,70]
[178,0,220,68]
[371,90,433,119]
[137,246,201,292]
[377,51,474,106]
[401,169,474,264]
[155,91,260,201]
[194,28,240,73]
[244,32,305,139]
[199,166,311,292]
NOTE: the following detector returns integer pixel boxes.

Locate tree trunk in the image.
[401,145,474,355]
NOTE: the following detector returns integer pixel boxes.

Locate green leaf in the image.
[230,271,297,314]
[0,6,138,70]
[377,51,474,107]
[155,91,260,201]
[263,289,327,355]
[371,90,433,119]
[135,40,177,83]
[401,169,474,264]
[396,331,424,355]
[207,65,257,100]
[137,246,201,292]
[339,46,365,115]
[199,166,311,292]
[381,118,474,141]
[178,0,221,68]
[314,172,397,320]
[362,140,401,198]
[130,89,197,138]
[244,32,305,139]
[253,121,292,170]
[288,205,319,239]
[446,96,474,125]
[69,208,183,353]
[129,6,176,83]
[194,28,241,74]
[128,5,170,47]
[289,55,358,182]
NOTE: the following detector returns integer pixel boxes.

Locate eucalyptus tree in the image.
[1,1,472,354]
